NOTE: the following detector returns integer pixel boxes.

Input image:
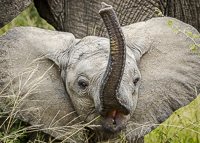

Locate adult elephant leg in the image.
[0,0,33,28]
[159,0,200,32]
[34,0,159,38]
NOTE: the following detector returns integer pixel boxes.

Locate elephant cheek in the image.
[100,110,130,133]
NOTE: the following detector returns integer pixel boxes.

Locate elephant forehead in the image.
[67,52,108,80]
[67,35,138,79]
[70,36,110,63]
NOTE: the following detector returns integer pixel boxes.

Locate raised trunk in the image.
[99,3,130,116]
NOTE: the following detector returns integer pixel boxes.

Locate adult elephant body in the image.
[35,0,200,38]
[0,0,200,38]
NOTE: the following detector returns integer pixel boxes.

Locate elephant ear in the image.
[0,0,32,28]
[0,27,82,141]
[122,17,200,141]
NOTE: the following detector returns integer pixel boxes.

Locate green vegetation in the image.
[0,3,55,36]
[0,3,199,143]
[145,95,200,143]
[166,19,200,55]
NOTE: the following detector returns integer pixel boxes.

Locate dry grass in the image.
[0,59,89,142]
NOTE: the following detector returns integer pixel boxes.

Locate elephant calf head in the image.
[65,36,140,132]
[62,3,141,132]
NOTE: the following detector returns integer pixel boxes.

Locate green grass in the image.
[145,95,200,143]
[0,2,200,143]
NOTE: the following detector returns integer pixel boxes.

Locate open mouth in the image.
[100,110,130,132]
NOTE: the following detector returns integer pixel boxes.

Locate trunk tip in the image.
[99,2,112,13]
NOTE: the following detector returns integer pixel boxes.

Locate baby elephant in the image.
[0,3,200,142]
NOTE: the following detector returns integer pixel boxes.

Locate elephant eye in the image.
[78,80,88,90]
[133,77,140,86]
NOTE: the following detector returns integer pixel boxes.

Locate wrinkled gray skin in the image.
[0,0,200,38]
[0,17,200,142]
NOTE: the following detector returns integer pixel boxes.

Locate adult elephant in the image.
[0,0,200,38]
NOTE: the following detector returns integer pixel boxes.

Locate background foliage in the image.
[0,2,200,143]
[0,3,54,36]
